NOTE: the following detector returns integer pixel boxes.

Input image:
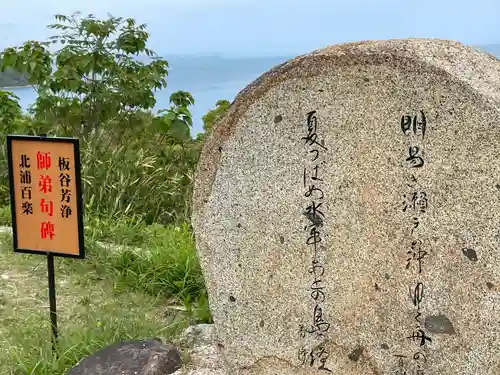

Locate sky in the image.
[0,0,499,56]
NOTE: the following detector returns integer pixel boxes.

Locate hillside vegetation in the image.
[0,12,228,375]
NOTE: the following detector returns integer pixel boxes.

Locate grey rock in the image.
[173,324,228,375]
[180,324,218,348]
[192,39,500,374]
[67,338,182,375]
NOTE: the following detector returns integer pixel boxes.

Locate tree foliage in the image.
[199,99,230,141]
[0,91,21,131]
[0,15,218,367]
[0,12,233,224]
[0,12,193,141]
[154,91,195,141]
[0,13,200,223]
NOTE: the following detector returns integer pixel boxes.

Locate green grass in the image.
[0,57,211,374]
[0,215,209,375]
[0,205,11,226]
[0,113,209,374]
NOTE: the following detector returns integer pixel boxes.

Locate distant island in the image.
[0,67,28,88]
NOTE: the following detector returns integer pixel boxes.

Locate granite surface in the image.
[192,39,500,374]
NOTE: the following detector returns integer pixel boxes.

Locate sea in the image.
[5,45,500,136]
[5,55,291,136]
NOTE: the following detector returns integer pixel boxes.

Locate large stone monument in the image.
[192,39,500,374]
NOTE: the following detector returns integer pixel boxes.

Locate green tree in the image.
[199,99,230,141]
[0,13,198,223]
[0,91,22,204]
[154,91,195,141]
[0,12,192,140]
[0,91,21,131]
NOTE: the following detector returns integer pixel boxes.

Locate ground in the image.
[0,231,187,375]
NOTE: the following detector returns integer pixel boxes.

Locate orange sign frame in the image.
[7,135,85,258]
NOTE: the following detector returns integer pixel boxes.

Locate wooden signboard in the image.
[7,135,85,258]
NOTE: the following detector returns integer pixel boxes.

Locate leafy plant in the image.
[1,13,169,137]
[0,16,214,373]
[0,90,21,131]
[0,13,202,224]
[198,99,230,141]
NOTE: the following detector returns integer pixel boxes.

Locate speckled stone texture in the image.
[192,39,500,375]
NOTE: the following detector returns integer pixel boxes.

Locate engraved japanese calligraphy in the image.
[298,110,332,373]
[393,110,431,375]
[192,39,500,375]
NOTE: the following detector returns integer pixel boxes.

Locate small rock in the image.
[67,338,182,375]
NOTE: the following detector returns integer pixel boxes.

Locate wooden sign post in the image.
[6,135,85,353]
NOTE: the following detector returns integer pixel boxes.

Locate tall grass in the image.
[82,219,211,324]
[0,114,201,225]
[80,129,198,225]
[0,112,212,372]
